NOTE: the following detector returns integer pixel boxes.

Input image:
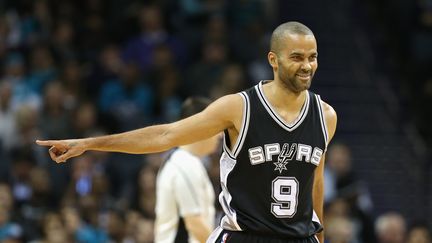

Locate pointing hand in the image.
[36,139,86,163]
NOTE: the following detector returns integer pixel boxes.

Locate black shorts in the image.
[207,227,320,243]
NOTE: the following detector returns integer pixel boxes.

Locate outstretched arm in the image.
[37,94,243,163]
[313,101,337,243]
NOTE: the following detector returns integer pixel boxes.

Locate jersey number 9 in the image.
[271,177,299,218]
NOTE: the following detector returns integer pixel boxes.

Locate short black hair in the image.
[270,21,314,53]
[180,96,212,119]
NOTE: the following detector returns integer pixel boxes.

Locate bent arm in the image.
[313,101,337,242]
[37,94,243,163]
[183,215,212,243]
[313,154,326,243]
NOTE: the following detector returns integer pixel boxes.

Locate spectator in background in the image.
[98,62,154,130]
[179,14,229,61]
[3,52,41,112]
[14,105,41,149]
[174,0,225,28]
[87,44,123,99]
[32,0,53,43]
[203,15,228,45]
[52,20,76,61]
[0,183,22,242]
[34,212,72,243]
[0,204,23,243]
[60,59,86,110]
[122,4,187,72]
[133,163,158,220]
[226,0,265,30]
[375,212,406,243]
[209,63,246,99]
[325,142,373,210]
[152,68,182,122]
[27,44,57,94]
[19,167,54,240]
[70,102,100,138]
[79,10,107,61]
[0,183,14,215]
[27,167,54,209]
[325,143,376,243]
[406,221,432,243]
[62,154,97,205]
[0,14,10,54]
[8,147,37,209]
[144,44,183,122]
[230,21,266,64]
[39,81,72,140]
[123,210,142,242]
[0,81,18,151]
[247,34,272,83]
[102,208,127,243]
[324,197,361,243]
[184,40,228,96]
[325,216,355,243]
[61,206,108,243]
[134,217,155,243]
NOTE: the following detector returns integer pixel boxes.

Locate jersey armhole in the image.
[222,92,250,159]
[315,94,329,150]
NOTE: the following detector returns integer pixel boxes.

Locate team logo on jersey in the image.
[248,143,323,173]
[273,143,296,173]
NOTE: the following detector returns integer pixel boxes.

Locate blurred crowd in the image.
[0,0,431,242]
[363,0,432,147]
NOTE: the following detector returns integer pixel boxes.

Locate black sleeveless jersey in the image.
[218,81,328,238]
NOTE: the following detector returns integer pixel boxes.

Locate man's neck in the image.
[263,79,307,112]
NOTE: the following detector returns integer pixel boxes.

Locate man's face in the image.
[271,34,318,93]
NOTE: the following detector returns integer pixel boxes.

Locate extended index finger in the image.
[36,140,61,147]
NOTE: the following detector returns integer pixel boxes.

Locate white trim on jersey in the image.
[223,92,250,159]
[218,152,242,231]
[206,226,223,243]
[312,209,322,225]
[255,81,310,132]
[314,94,329,148]
[312,210,322,242]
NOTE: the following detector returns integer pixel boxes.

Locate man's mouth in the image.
[296,73,311,80]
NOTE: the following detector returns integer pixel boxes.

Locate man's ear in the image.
[268,52,278,69]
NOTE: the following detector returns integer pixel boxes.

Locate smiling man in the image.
[36,21,337,243]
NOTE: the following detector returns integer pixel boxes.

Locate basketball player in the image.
[37,21,337,243]
[155,97,218,243]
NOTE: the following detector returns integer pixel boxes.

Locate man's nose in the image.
[301,61,312,72]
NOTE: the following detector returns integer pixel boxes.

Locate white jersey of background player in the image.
[155,97,220,243]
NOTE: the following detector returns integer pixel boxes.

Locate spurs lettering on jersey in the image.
[248,143,323,173]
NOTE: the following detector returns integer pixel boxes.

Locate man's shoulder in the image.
[316,96,337,140]
[311,92,337,116]
[319,99,337,120]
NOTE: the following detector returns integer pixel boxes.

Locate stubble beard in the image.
[279,71,313,94]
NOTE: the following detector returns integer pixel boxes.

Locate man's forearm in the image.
[83,124,172,154]
[313,178,324,242]
[184,215,212,243]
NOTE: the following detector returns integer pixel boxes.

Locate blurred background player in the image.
[155,97,219,243]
